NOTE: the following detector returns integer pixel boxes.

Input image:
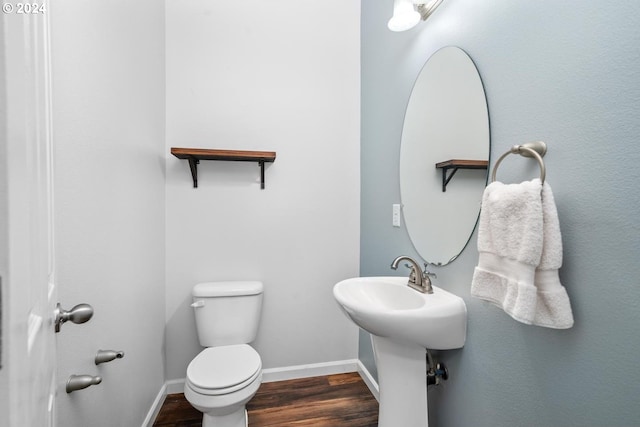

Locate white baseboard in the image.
[143,359,378,426]
[165,378,186,395]
[262,359,359,382]
[356,359,379,402]
[141,382,167,427]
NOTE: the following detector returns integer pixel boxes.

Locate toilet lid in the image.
[187,345,261,392]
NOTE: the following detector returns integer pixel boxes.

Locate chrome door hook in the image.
[66,374,102,393]
[95,349,125,365]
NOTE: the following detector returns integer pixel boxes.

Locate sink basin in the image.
[333,276,467,349]
[334,276,467,427]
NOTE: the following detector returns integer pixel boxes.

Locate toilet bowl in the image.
[184,281,264,427]
[185,344,262,427]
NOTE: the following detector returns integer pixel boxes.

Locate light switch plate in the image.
[392,204,401,227]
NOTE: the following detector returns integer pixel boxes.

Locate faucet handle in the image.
[404,262,417,271]
[422,264,437,287]
[404,263,418,281]
[422,263,437,278]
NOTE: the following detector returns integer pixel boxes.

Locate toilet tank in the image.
[191,281,264,347]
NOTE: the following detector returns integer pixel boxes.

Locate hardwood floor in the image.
[153,372,379,427]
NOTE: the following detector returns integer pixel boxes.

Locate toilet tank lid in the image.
[193,281,264,297]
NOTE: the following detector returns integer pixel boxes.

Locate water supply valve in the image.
[427,361,449,386]
[426,349,449,387]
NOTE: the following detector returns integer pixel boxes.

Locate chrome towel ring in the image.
[491,141,547,184]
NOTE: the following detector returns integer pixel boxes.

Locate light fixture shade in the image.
[414,0,444,20]
[388,0,421,32]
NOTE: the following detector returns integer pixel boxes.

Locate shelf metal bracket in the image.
[441,167,459,192]
[187,156,200,188]
[259,160,265,189]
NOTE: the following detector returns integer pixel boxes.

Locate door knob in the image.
[54,303,94,332]
[66,374,102,393]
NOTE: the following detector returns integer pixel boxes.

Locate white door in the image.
[1,2,58,426]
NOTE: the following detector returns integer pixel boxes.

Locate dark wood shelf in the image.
[435,159,488,192]
[171,148,276,189]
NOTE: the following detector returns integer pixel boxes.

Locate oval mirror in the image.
[400,46,490,266]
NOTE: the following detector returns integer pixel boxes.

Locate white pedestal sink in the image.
[333,277,467,427]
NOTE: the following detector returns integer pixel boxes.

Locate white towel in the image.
[531,182,574,328]
[471,178,573,328]
[471,179,543,324]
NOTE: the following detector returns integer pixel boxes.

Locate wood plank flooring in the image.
[153,372,379,427]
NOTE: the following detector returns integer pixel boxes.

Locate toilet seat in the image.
[186,344,262,396]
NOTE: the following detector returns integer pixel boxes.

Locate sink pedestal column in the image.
[372,335,429,427]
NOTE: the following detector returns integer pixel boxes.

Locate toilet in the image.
[184,281,264,427]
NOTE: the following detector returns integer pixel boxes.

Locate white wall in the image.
[165,0,361,380]
[0,12,9,424]
[51,1,166,426]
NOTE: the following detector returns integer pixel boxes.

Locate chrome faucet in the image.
[390,255,434,294]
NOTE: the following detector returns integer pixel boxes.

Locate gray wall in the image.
[361,1,640,426]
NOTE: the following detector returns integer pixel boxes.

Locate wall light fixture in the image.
[388,0,444,32]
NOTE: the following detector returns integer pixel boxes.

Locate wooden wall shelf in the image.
[435,159,488,192]
[171,148,276,189]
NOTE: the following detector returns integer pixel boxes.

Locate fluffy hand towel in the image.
[471,179,544,324]
[531,182,574,328]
